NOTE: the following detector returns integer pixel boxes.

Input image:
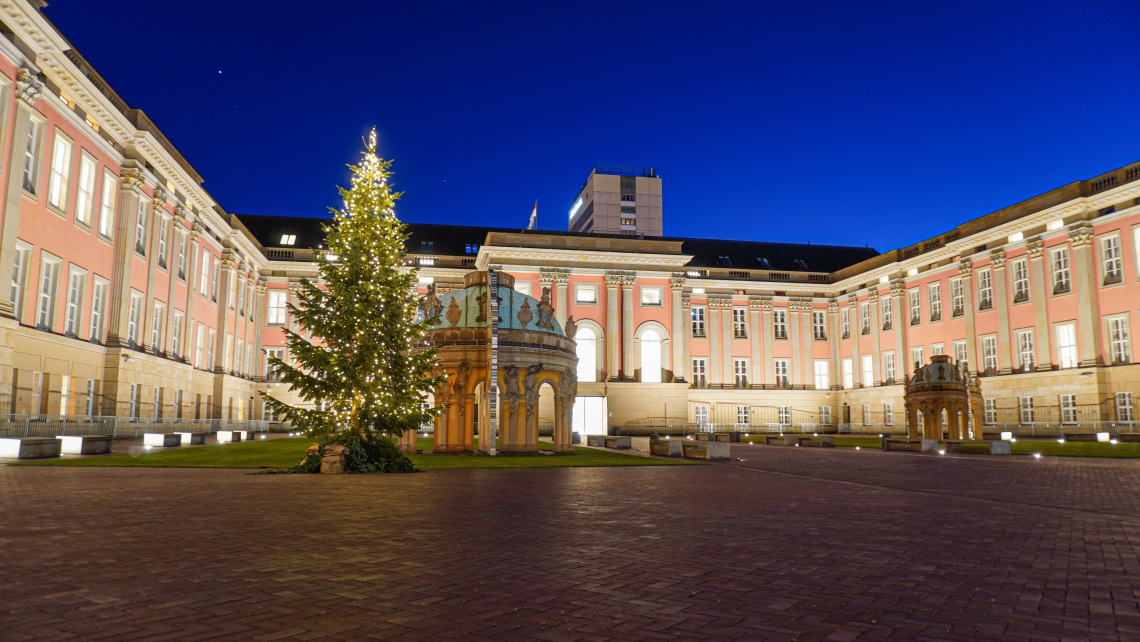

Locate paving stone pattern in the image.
[2,446,1139,640]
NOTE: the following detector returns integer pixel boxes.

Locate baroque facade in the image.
[0,1,1138,435]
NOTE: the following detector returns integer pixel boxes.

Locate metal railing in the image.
[0,415,271,439]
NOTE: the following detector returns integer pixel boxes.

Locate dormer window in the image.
[718,255,732,266]
[756,258,771,268]
[794,259,809,270]
[279,234,296,246]
[420,241,434,252]
[465,244,479,254]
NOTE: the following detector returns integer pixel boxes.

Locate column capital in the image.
[867,289,879,303]
[889,279,906,298]
[620,274,637,288]
[749,298,764,311]
[680,294,691,309]
[847,293,858,306]
[538,270,557,286]
[709,297,732,309]
[604,272,624,288]
[16,68,44,105]
[1068,225,1094,248]
[1026,239,1045,259]
[827,298,839,313]
[189,222,203,240]
[152,188,170,209]
[669,275,686,291]
[958,260,973,276]
[120,167,145,191]
[759,297,773,312]
[173,205,191,224]
[989,250,1006,269]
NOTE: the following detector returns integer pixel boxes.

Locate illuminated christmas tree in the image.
[264,129,442,470]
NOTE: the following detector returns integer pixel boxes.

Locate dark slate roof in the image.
[233,214,878,274]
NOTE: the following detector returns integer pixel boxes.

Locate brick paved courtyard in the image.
[3,445,1140,641]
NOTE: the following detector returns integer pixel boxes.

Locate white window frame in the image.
[265,347,286,382]
[982,335,999,373]
[736,405,750,426]
[574,284,597,304]
[691,357,707,387]
[733,358,748,387]
[883,351,896,383]
[774,359,790,388]
[206,329,216,371]
[1055,322,1078,369]
[195,324,206,369]
[931,343,945,357]
[11,242,32,323]
[150,301,165,354]
[928,283,941,321]
[908,288,921,325]
[199,248,210,296]
[841,307,850,338]
[172,310,184,359]
[1059,394,1077,425]
[861,354,873,387]
[910,346,924,370]
[773,309,787,339]
[860,302,870,334]
[36,253,61,330]
[640,286,662,307]
[819,406,832,425]
[1015,329,1035,371]
[75,152,96,227]
[811,310,826,340]
[691,306,706,337]
[881,295,893,330]
[842,358,853,389]
[1107,315,1132,364]
[63,266,86,338]
[813,359,829,390]
[98,170,117,239]
[1117,392,1135,423]
[977,269,993,310]
[694,404,709,426]
[127,290,142,347]
[778,405,790,426]
[157,215,170,269]
[175,228,187,280]
[984,398,997,424]
[267,290,287,325]
[950,278,964,316]
[1101,233,1123,286]
[1051,247,1071,294]
[734,308,748,339]
[1011,259,1029,302]
[89,276,108,344]
[884,403,894,426]
[22,117,43,195]
[1019,396,1034,424]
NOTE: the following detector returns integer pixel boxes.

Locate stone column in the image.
[1069,225,1103,366]
[788,301,802,387]
[801,302,813,387]
[554,272,569,328]
[604,273,621,380]
[848,294,860,388]
[252,281,267,379]
[0,69,44,318]
[749,298,762,388]
[108,167,145,347]
[1026,239,1052,370]
[958,261,976,370]
[761,298,774,386]
[164,207,186,358]
[142,189,169,354]
[184,224,200,340]
[214,254,236,373]
[828,299,840,389]
[680,294,692,383]
[670,276,685,381]
[868,290,882,384]
[707,298,722,386]
[890,279,908,374]
[990,250,1011,373]
[621,275,635,380]
[720,298,733,385]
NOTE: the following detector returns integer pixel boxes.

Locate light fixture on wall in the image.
[122,355,135,364]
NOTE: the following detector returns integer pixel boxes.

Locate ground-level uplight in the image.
[1111,439,1119,445]
[1057,438,1065,444]
[1034,453,1042,460]
[938,449,946,455]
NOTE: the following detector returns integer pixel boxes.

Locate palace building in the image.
[0,1,1138,436]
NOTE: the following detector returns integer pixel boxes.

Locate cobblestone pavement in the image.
[3,446,1139,641]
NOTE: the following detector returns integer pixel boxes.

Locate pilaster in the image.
[680,294,692,383]
[0,68,44,319]
[108,166,145,347]
[1026,239,1053,370]
[621,274,635,380]
[990,250,1011,373]
[761,298,774,386]
[958,260,976,371]
[1069,225,1103,366]
[890,279,908,376]
[749,298,762,387]
[868,289,882,384]
[670,276,685,381]
[604,273,621,380]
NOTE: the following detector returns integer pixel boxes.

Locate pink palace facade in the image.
[0,0,1138,435]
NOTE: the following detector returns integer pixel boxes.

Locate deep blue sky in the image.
[46,1,1140,251]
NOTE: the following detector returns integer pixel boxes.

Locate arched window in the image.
[576,327,597,382]
[641,329,661,383]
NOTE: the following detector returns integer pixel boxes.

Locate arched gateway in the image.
[410,271,578,454]
[904,355,984,441]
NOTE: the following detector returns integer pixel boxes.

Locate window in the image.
[928,283,942,321]
[246,344,254,378]
[640,329,661,383]
[211,258,219,301]
[22,118,43,194]
[691,306,706,337]
[465,244,479,254]
[733,308,748,338]
[841,308,850,339]
[774,359,790,388]
[1053,323,1077,369]
[265,347,286,383]
[98,170,116,239]
[842,358,853,389]
[59,375,70,416]
[172,311,183,358]
[984,398,997,424]
[931,343,945,357]
[236,278,246,316]
[813,359,829,390]
[884,403,894,426]
[908,288,920,325]
[819,406,832,424]
[1107,316,1131,364]
[1051,248,1071,294]
[176,228,187,280]
[1015,330,1035,371]
[419,241,434,253]
[224,334,234,371]
[36,256,61,330]
[199,249,210,296]
[235,339,244,375]
[1117,392,1135,423]
[173,390,182,420]
[862,404,871,425]
[736,405,750,426]
[694,404,709,426]
[228,272,236,309]
[75,153,96,226]
[861,354,873,387]
[950,278,964,317]
[134,197,150,255]
[279,234,297,246]
[575,284,596,304]
[267,290,287,325]
[151,302,165,355]
[778,406,791,425]
[1060,394,1077,425]
[64,267,85,337]
[757,257,771,268]
[883,351,896,383]
[812,310,826,340]
[1019,396,1034,424]
[982,336,998,373]
[11,244,30,323]
[127,291,142,348]
[157,216,169,269]
[85,379,95,418]
[89,277,108,344]
[622,217,637,227]
[1101,235,1123,285]
[976,269,995,310]
[732,358,748,387]
[910,347,923,370]
[881,295,892,330]
[773,309,787,339]
[640,286,662,307]
[1012,259,1029,303]
[195,325,205,369]
[691,358,707,387]
[953,340,967,366]
[153,387,161,420]
[206,329,216,370]
[794,259,809,270]
[860,302,870,334]
[128,383,138,419]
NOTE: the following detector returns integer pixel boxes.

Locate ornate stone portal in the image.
[904,355,984,440]
[415,271,578,454]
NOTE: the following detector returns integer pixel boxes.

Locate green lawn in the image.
[739,433,1140,457]
[11,437,696,469]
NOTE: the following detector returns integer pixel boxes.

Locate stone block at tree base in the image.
[174,432,207,445]
[603,436,631,449]
[320,444,348,474]
[217,430,241,443]
[921,439,940,452]
[0,437,62,459]
[989,440,1011,455]
[58,435,112,455]
[144,433,181,447]
[650,439,683,457]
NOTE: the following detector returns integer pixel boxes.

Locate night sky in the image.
[45,1,1140,251]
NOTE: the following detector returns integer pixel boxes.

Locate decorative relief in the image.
[621,275,637,288]
[1026,239,1045,259]
[958,260,973,276]
[502,365,521,402]
[538,271,556,286]
[749,298,763,311]
[890,279,906,298]
[446,296,462,327]
[564,315,577,340]
[680,294,691,309]
[760,298,773,312]
[152,188,169,209]
[669,275,686,291]
[173,206,189,223]
[989,250,1006,269]
[475,291,488,323]
[16,68,44,105]
[422,284,442,325]
[847,294,858,306]
[1068,225,1094,248]
[604,273,623,288]
[827,299,839,312]
[867,289,879,303]
[517,298,534,327]
[120,168,145,190]
[452,362,471,397]
[536,288,555,329]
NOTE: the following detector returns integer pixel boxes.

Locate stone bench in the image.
[217,430,242,443]
[603,436,631,449]
[58,435,112,455]
[883,439,923,452]
[696,432,738,443]
[764,435,786,445]
[144,433,181,448]
[681,441,730,461]
[1118,434,1140,443]
[174,432,207,445]
[0,437,62,459]
[1064,432,1110,443]
[649,438,683,457]
[945,440,1012,455]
